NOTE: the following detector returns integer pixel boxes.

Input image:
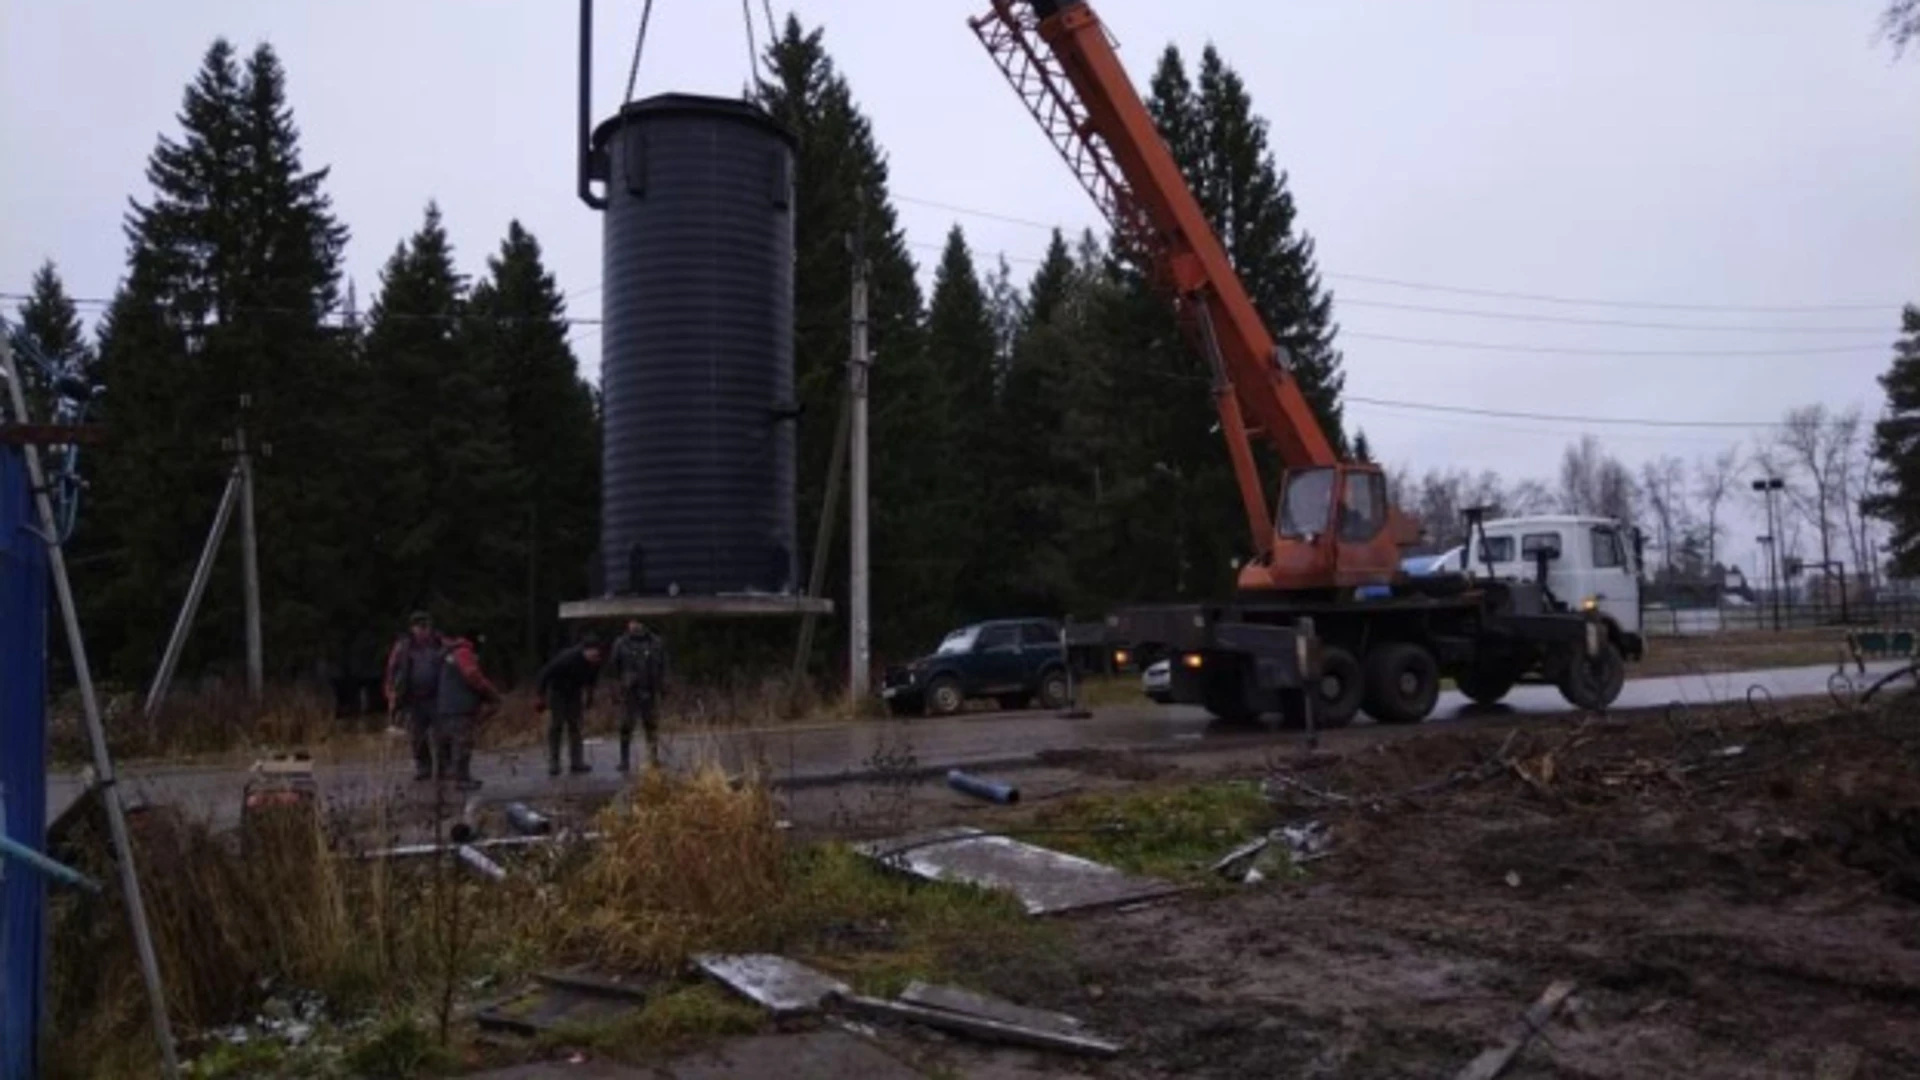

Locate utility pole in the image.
[234,397,263,701]
[1753,476,1784,632]
[848,228,872,709]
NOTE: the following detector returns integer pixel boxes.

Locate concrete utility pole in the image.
[848,230,872,708]
[1753,476,1784,632]
[144,468,242,720]
[235,397,263,701]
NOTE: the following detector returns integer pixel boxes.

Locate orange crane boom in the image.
[972,0,1410,593]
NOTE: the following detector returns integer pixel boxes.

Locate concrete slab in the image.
[855,826,1184,916]
[559,595,833,621]
[694,954,851,1017]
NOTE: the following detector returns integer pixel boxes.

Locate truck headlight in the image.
[1113,649,1132,668]
[1580,595,1598,612]
[1182,653,1204,670]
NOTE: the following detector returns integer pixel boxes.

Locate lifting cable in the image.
[741,0,759,81]
[622,0,655,108]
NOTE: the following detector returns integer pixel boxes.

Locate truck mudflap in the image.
[1106,605,1311,690]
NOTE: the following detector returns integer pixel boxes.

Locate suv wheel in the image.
[1037,669,1071,710]
[926,675,965,717]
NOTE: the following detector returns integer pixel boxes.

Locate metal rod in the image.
[237,412,262,702]
[0,337,181,1077]
[848,234,872,710]
[790,381,851,701]
[0,835,101,894]
[576,0,606,209]
[142,466,241,720]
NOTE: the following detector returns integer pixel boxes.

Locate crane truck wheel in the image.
[1362,643,1440,725]
[1311,646,1365,728]
[1558,641,1626,711]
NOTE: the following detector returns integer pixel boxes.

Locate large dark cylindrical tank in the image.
[591,93,799,597]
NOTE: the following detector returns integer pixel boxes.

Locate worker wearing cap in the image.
[534,633,605,776]
[610,619,669,772]
[384,611,446,781]
[434,630,501,790]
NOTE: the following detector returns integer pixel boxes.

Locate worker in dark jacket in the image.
[434,631,501,791]
[535,634,605,776]
[610,620,668,772]
[384,611,446,781]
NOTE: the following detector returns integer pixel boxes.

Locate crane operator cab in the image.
[1245,463,1408,594]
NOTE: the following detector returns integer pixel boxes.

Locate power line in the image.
[1340,331,1883,358]
[889,191,1903,313]
[1336,297,1891,335]
[1345,395,1778,429]
[0,292,602,328]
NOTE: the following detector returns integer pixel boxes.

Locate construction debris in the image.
[832,992,1122,1058]
[898,980,1089,1039]
[695,954,851,1018]
[1453,979,1577,1080]
[474,970,655,1036]
[1214,820,1333,883]
[505,801,552,835]
[855,826,1181,915]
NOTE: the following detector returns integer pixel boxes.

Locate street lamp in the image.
[1753,477,1785,632]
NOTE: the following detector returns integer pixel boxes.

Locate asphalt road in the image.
[46,660,1904,830]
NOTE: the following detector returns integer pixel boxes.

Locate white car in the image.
[1142,658,1172,704]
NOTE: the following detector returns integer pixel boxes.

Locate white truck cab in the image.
[1452,515,1643,646]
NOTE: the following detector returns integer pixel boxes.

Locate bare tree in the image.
[1774,405,1863,608]
[1559,435,1639,525]
[1639,455,1689,577]
[1507,478,1557,516]
[1693,445,1740,571]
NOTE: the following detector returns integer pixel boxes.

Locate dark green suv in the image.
[882,619,1072,717]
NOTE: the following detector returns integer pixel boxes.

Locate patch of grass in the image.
[1032,780,1274,879]
[184,1038,285,1079]
[533,983,764,1063]
[343,1014,458,1078]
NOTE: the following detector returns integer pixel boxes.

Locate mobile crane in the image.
[971,0,1637,726]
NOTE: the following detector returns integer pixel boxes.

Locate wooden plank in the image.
[1454,980,1578,1080]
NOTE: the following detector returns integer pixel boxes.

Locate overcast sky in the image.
[5,0,1918,578]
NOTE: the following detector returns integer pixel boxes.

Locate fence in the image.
[1642,597,1920,636]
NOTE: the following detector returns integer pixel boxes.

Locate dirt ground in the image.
[873,696,1920,1079]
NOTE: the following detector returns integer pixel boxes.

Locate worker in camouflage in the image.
[535,633,605,776]
[611,619,668,772]
[384,611,446,781]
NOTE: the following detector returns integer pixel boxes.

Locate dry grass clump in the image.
[553,766,788,970]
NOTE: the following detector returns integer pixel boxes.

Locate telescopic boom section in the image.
[971,0,1339,558]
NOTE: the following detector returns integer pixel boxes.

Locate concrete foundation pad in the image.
[559,594,834,620]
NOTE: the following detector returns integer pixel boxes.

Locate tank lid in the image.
[590,92,797,152]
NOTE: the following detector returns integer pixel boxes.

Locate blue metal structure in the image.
[1,444,50,1079]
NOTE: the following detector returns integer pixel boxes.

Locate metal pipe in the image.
[504,802,551,836]
[946,769,1020,805]
[0,337,181,1077]
[456,844,508,882]
[578,0,606,209]
[0,835,101,894]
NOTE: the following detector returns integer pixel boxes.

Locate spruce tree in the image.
[87,39,355,677]
[12,261,93,419]
[1191,46,1347,453]
[361,204,516,644]
[464,221,599,668]
[1869,304,1920,574]
[926,226,1003,619]
[757,17,945,659]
